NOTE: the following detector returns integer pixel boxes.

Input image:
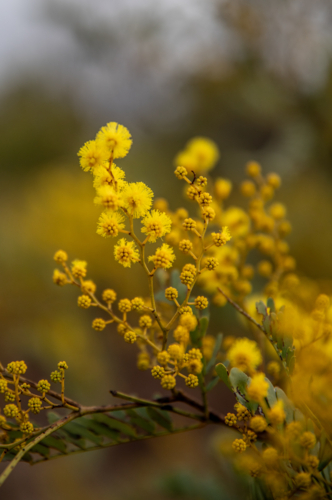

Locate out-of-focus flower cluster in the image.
[0,360,75,440]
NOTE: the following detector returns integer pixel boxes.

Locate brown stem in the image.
[217,287,265,332]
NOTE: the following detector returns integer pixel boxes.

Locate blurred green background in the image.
[1,0,332,498]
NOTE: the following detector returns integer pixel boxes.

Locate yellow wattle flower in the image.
[96,211,125,238]
[77,140,109,172]
[121,182,154,219]
[114,238,139,268]
[141,210,172,242]
[96,122,132,159]
[227,338,262,373]
[93,164,126,191]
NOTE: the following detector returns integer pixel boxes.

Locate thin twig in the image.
[109,390,205,421]
[217,288,265,333]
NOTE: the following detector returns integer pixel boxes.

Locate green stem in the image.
[0,411,78,487]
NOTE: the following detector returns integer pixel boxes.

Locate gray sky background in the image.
[1,0,332,129]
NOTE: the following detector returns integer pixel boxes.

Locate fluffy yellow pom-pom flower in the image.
[96,122,132,159]
[227,338,262,373]
[212,226,232,247]
[175,137,219,173]
[141,210,172,242]
[121,182,154,218]
[96,211,125,238]
[148,244,175,269]
[93,165,126,191]
[268,400,286,425]
[114,238,140,268]
[78,140,109,172]
[246,373,269,402]
[94,185,120,211]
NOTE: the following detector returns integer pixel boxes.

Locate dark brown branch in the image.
[170,389,225,424]
[110,389,225,424]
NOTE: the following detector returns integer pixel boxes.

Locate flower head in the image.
[114,238,140,268]
[228,338,262,373]
[299,432,316,449]
[215,178,232,199]
[78,140,109,172]
[96,122,132,159]
[247,373,269,402]
[268,400,286,425]
[212,227,232,247]
[140,210,172,243]
[97,211,125,238]
[121,182,154,218]
[250,416,267,433]
[71,260,87,279]
[148,244,175,269]
[94,185,120,211]
[93,165,126,191]
[175,137,219,173]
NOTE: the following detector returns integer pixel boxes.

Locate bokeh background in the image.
[1,0,332,498]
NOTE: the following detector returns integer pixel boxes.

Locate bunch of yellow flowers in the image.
[53,122,233,392]
[2,121,332,498]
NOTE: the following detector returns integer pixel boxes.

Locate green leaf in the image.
[55,432,87,450]
[39,436,67,454]
[3,451,33,463]
[30,443,50,458]
[126,409,156,434]
[47,411,61,425]
[283,337,293,350]
[307,418,315,434]
[263,316,271,336]
[215,363,232,391]
[256,301,267,316]
[4,404,203,467]
[294,409,305,422]
[229,367,250,395]
[98,417,137,438]
[264,377,277,409]
[228,368,259,412]
[319,437,332,471]
[288,354,296,374]
[62,421,104,446]
[318,430,332,471]
[109,409,127,420]
[267,297,276,313]
[206,333,223,373]
[146,408,173,432]
[73,416,120,441]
